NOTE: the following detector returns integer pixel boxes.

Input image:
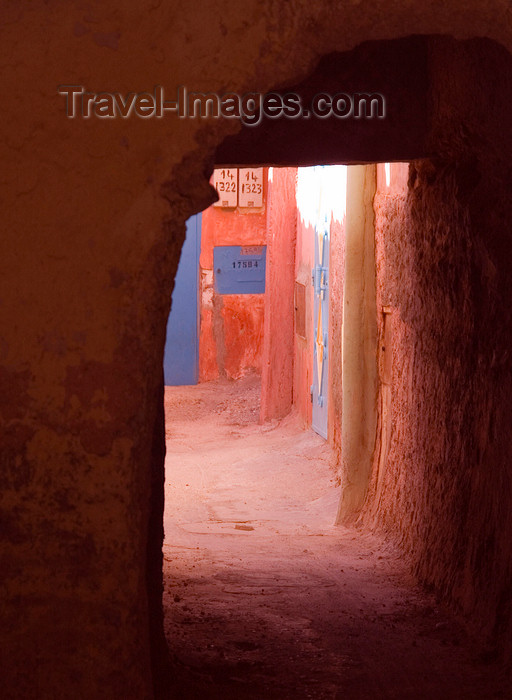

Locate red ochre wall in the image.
[200,164,344,435]
[260,168,298,421]
[199,174,268,381]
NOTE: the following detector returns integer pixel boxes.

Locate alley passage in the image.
[163,375,507,700]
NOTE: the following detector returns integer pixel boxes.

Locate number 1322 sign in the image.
[213,169,238,208]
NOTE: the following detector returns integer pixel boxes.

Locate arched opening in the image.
[150,34,512,697]
[4,10,512,697]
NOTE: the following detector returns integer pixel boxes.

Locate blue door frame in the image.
[163,214,201,386]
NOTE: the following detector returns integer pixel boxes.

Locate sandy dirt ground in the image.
[163,375,509,699]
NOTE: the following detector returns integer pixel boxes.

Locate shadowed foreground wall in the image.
[365,37,512,662]
[3,3,512,698]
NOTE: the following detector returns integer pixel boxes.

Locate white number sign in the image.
[238,168,264,208]
[213,168,238,207]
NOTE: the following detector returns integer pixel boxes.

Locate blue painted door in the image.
[163,214,201,385]
[312,214,329,439]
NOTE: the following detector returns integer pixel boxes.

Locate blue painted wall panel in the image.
[163,214,201,386]
[312,218,329,440]
[214,245,266,294]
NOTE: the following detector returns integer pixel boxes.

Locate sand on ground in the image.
[163,374,509,700]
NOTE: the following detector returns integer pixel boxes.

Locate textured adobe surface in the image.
[366,37,512,664]
[163,379,509,699]
[3,3,512,698]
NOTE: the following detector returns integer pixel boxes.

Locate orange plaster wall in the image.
[199,174,268,381]
[293,215,315,427]
[221,296,265,378]
[260,168,298,421]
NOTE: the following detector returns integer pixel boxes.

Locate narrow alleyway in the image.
[163,376,507,700]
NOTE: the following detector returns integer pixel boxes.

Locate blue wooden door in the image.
[163,214,201,386]
[312,214,329,438]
